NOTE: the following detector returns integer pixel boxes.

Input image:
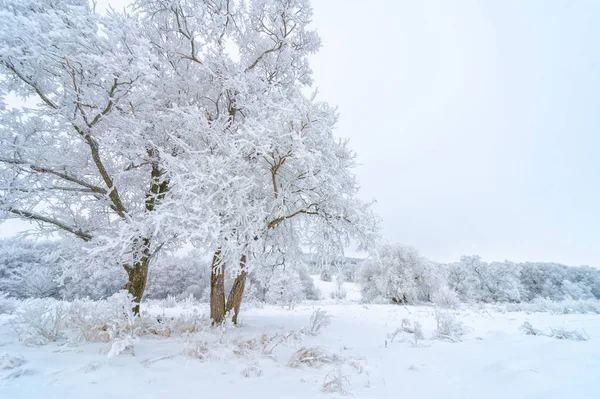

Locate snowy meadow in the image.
[1,278,599,399]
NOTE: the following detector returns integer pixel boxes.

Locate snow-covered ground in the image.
[1,280,599,398]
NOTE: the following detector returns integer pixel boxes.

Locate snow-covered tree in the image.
[519,262,567,301]
[0,0,194,312]
[1,0,378,318]
[358,244,440,304]
[132,0,378,323]
[446,256,522,303]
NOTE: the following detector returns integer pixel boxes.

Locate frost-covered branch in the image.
[0,158,107,194]
[5,207,92,241]
[0,61,58,109]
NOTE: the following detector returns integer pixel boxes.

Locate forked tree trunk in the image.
[225,255,247,324]
[210,249,226,325]
[124,255,149,315]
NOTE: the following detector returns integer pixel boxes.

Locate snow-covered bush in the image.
[358,244,441,304]
[263,268,304,308]
[433,310,468,342]
[0,238,62,299]
[401,318,425,340]
[307,309,332,335]
[432,286,461,309]
[183,340,209,360]
[66,291,140,343]
[331,275,348,300]
[338,258,362,283]
[298,266,321,300]
[320,269,333,282]
[389,318,424,345]
[0,291,14,314]
[14,299,66,345]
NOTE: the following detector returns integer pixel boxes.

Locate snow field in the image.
[1,282,599,399]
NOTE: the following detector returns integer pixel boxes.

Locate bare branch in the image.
[245,42,284,72]
[267,204,319,230]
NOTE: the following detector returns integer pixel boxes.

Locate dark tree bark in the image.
[225,255,247,324]
[124,259,149,315]
[123,151,169,315]
[210,249,226,325]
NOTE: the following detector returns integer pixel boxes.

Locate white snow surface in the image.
[1,280,599,398]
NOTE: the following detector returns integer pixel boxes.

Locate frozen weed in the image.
[433,309,469,342]
[288,346,341,368]
[307,309,331,335]
[322,369,351,395]
[183,340,209,360]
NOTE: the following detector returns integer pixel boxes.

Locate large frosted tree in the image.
[0,0,378,317]
[0,0,194,312]
[133,0,378,323]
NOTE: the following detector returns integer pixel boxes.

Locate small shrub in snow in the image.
[107,335,137,358]
[520,322,590,341]
[320,269,333,282]
[0,291,14,314]
[433,287,461,309]
[322,369,351,395]
[261,331,304,356]
[548,327,590,341]
[401,318,425,340]
[14,299,66,345]
[288,346,341,368]
[433,310,469,342]
[330,275,348,300]
[298,267,321,300]
[232,337,262,358]
[183,341,209,360]
[520,321,543,336]
[0,354,25,371]
[389,319,425,345]
[307,309,332,335]
[241,363,263,377]
[67,291,141,343]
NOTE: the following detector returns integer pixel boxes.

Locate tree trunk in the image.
[225,255,247,325]
[210,249,226,325]
[124,256,149,315]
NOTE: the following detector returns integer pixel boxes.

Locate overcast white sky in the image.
[2,0,599,266]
